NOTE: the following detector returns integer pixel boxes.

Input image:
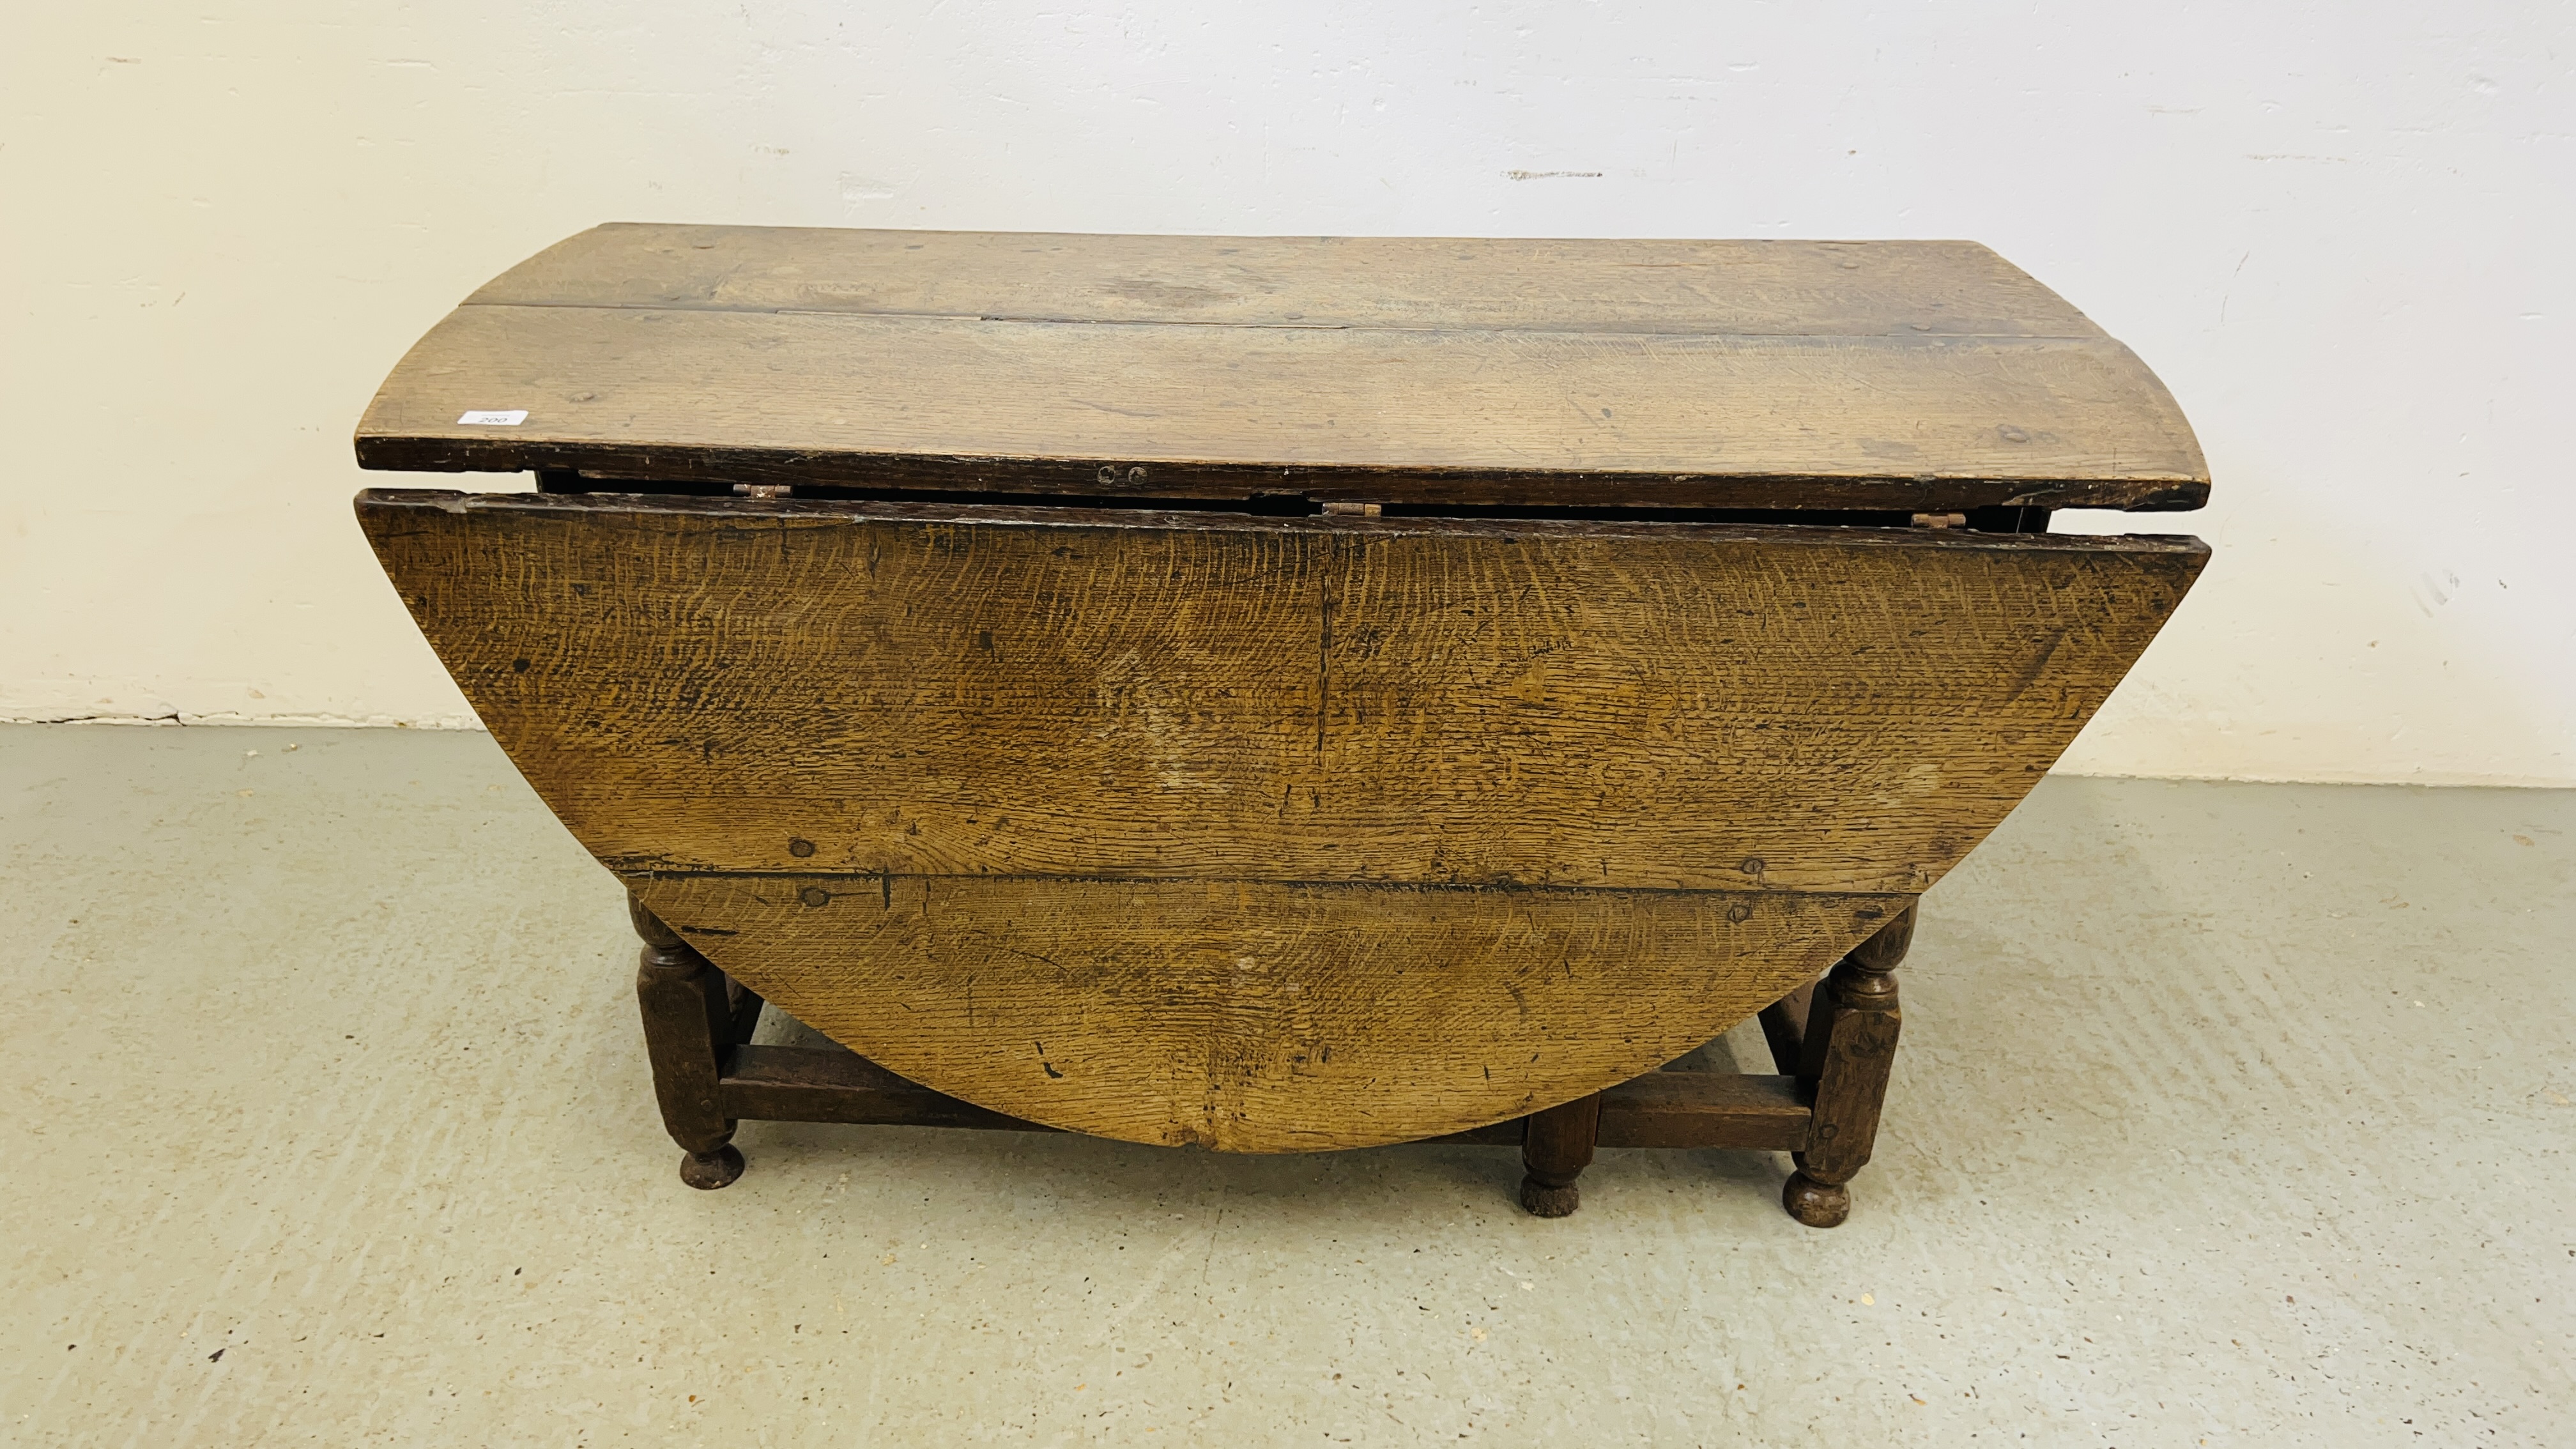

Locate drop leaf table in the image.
[355,225,2207,1224]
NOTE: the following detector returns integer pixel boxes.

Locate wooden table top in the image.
[355,224,2207,512]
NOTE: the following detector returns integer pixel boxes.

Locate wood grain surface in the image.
[467,226,2108,337]
[354,226,2207,512]
[360,491,2204,895]
[643,871,1880,1151]
[359,489,2202,1148]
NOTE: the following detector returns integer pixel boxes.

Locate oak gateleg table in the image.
[355,226,2207,1223]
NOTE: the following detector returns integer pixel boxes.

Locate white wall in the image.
[6,3,2570,785]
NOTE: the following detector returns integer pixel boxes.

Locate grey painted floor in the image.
[2,725,2568,1447]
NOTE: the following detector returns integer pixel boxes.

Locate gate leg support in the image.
[1519,1091,1603,1218]
[632,894,746,1190]
[1785,904,1912,1227]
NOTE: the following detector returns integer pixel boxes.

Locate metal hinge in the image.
[1911,512,1966,530]
[1320,502,1383,518]
[733,484,793,499]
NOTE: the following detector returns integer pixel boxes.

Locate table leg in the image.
[1757,980,1816,1074]
[632,894,746,1189]
[1519,1091,1603,1217]
[1784,904,1912,1227]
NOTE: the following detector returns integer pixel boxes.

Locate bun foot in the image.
[680,1144,746,1190]
[1782,1170,1850,1227]
[1519,1174,1582,1218]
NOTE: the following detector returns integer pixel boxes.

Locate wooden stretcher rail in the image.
[718,1041,1814,1153]
[721,1043,1054,1132]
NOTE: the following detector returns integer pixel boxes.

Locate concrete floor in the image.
[1,726,2568,1447]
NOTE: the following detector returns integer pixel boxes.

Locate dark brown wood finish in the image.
[1519,1092,1604,1218]
[1602,1071,1811,1150]
[1784,904,1914,1227]
[720,1045,1057,1133]
[631,896,747,1189]
[1758,981,1816,1075]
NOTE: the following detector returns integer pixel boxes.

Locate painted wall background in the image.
[4,3,2570,784]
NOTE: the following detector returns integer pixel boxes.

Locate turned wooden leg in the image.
[1784,904,1912,1227]
[1519,1092,1602,1218]
[632,894,746,1190]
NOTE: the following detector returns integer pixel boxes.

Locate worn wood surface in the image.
[467,226,2115,335]
[355,226,2207,512]
[360,489,2198,1151]
[636,870,1871,1151]
[360,491,2204,896]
